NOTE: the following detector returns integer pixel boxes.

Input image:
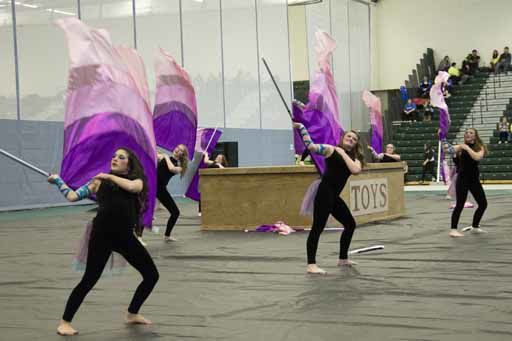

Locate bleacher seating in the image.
[392,73,488,182]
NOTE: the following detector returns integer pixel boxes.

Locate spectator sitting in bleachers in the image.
[438,56,451,72]
[419,76,432,98]
[497,115,510,144]
[423,99,434,122]
[402,99,417,121]
[495,46,511,74]
[421,143,436,183]
[490,49,500,72]
[466,49,480,75]
[368,144,401,163]
[448,62,468,85]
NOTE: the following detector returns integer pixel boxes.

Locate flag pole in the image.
[204,124,220,153]
[0,148,50,177]
[261,57,293,119]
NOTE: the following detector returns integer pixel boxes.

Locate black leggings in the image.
[421,161,435,182]
[62,230,159,322]
[307,183,357,264]
[451,177,487,230]
[157,189,180,237]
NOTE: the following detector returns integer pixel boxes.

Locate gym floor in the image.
[1,192,511,340]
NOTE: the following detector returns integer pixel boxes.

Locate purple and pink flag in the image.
[57,18,157,226]
[185,128,223,201]
[153,48,197,157]
[430,71,451,182]
[362,90,383,153]
[430,71,451,140]
[292,30,343,174]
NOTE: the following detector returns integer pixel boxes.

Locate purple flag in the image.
[430,71,451,182]
[57,18,157,227]
[362,90,383,153]
[430,71,451,140]
[293,31,343,174]
[292,102,306,155]
[185,128,223,201]
[153,49,197,157]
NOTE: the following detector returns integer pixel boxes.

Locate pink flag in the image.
[57,18,157,227]
[293,30,343,174]
[362,90,383,153]
[430,71,451,182]
[153,49,197,157]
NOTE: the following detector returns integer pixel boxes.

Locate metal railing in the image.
[476,72,501,126]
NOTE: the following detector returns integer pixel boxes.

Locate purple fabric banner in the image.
[293,30,343,174]
[57,18,157,226]
[430,71,451,182]
[292,102,306,156]
[185,128,223,201]
[430,71,451,140]
[153,49,197,156]
[362,90,383,153]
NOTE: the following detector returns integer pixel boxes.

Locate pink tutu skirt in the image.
[72,221,128,275]
[300,179,321,216]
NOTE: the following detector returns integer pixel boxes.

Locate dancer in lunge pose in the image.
[157,144,189,241]
[443,128,488,237]
[49,148,159,336]
[294,122,364,274]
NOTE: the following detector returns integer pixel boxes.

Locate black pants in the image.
[499,131,509,143]
[451,177,487,230]
[402,111,417,121]
[62,229,159,322]
[157,188,180,237]
[421,161,435,182]
[496,61,510,74]
[307,183,356,264]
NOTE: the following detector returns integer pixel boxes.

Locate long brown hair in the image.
[176,144,189,178]
[116,147,148,218]
[338,129,366,167]
[465,128,488,156]
[216,154,229,167]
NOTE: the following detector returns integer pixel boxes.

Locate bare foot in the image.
[57,320,78,336]
[125,313,152,325]
[164,236,177,242]
[307,264,327,275]
[449,230,464,238]
[337,259,357,267]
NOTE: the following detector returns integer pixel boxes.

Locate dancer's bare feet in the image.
[337,259,357,267]
[125,312,152,325]
[449,230,464,237]
[164,236,177,242]
[57,320,78,336]
[307,264,327,275]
